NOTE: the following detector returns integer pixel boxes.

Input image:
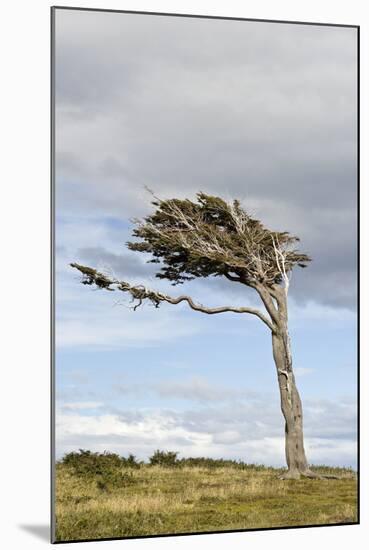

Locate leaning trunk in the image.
[272,330,310,478]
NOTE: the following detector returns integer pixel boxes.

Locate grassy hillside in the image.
[55,450,357,542]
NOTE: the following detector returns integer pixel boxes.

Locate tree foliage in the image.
[128,193,311,287]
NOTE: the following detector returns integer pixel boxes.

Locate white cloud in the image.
[154,376,257,403]
[288,299,356,324]
[55,269,206,349]
[56,410,212,460]
[55,393,357,467]
[114,377,263,403]
[305,438,357,466]
[60,401,104,411]
[294,367,314,377]
[56,312,201,349]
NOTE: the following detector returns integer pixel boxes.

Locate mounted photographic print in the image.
[51,7,359,543]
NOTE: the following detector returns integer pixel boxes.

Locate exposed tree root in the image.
[303,470,340,480]
[278,469,301,480]
[278,469,340,480]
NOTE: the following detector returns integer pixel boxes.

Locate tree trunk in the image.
[272,330,311,479]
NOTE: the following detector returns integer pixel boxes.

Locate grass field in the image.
[54,451,357,542]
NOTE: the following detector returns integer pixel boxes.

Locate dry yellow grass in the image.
[55,463,357,542]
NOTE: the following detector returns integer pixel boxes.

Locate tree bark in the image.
[272,330,310,479]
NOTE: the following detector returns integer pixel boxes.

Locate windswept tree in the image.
[71,193,329,479]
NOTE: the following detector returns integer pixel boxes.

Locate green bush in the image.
[62,450,119,474]
[61,450,141,471]
[177,456,267,470]
[125,453,141,469]
[60,449,141,490]
[149,450,179,466]
[146,451,268,469]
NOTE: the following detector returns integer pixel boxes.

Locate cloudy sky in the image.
[54,8,358,467]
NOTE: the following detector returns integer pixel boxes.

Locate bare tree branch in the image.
[271,234,291,295]
[70,263,275,331]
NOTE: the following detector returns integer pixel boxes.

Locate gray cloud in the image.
[55,10,357,310]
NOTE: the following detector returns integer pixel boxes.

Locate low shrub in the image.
[146,451,269,470]
[60,449,141,490]
[177,456,267,470]
[124,453,141,469]
[149,450,179,467]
